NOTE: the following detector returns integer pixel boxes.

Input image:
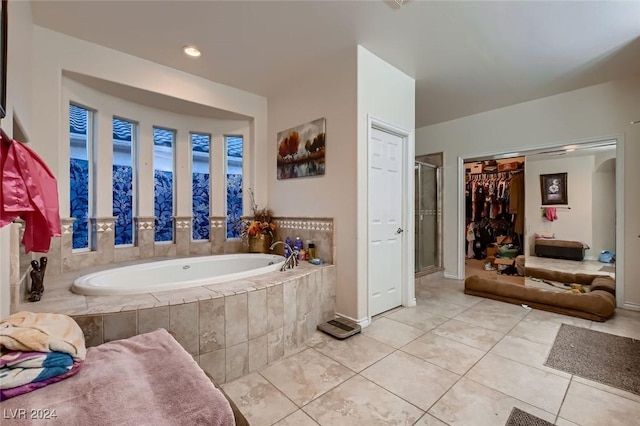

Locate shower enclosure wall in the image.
[415,161,442,274]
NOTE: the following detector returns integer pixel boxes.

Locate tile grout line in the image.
[555,375,574,425]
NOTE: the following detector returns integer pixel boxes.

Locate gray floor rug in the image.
[599,265,615,273]
[545,324,640,395]
[505,407,553,426]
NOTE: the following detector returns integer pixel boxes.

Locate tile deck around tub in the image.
[15,258,335,387]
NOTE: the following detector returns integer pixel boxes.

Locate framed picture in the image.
[277,118,325,179]
[540,172,568,205]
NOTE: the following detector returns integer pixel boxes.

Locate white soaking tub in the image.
[71,254,285,296]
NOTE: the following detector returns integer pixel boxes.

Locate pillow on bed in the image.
[534,232,555,239]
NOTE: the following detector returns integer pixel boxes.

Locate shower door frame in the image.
[415,160,443,274]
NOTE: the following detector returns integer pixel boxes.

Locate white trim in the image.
[335,312,371,328]
[444,271,459,280]
[457,134,625,305]
[366,115,414,320]
[623,303,640,312]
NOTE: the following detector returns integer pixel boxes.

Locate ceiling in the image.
[31,1,640,128]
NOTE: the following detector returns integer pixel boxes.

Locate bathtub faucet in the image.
[269,241,298,271]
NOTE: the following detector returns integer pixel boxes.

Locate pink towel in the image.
[545,208,558,221]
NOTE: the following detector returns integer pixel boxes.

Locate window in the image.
[69,104,93,250]
[112,118,136,246]
[153,127,175,242]
[191,133,210,240]
[226,136,243,238]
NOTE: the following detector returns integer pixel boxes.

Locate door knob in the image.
[396,228,404,234]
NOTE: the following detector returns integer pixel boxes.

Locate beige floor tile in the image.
[428,377,556,426]
[274,409,319,426]
[523,309,593,329]
[508,319,560,346]
[590,308,640,340]
[453,299,529,333]
[303,375,424,426]
[221,372,297,426]
[572,375,640,404]
[490,335,570,379]
[432,319,505,351]
[415,413,449,426]
[559,381,640,426]
[361,351,459,411]
[313,334,394,372]
[555,418,580,426]
[414,299,469,318]
[386,306,450,331]
[402,333,485,375]
[465,353,570,414]
[363,317,425,348]
[259,348,354,407]
[305,330,333,347]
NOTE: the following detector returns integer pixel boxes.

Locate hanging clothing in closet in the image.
[508,171,525,235]
[1,132,62,253]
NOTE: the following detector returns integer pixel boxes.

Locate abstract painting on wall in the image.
[277,118,326,179]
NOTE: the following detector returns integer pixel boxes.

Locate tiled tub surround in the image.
[12,261,336,384]
[16,216,334,277]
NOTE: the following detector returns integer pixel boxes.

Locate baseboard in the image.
[444,271,459,280]
[405,297,417,308]
[622,302,640,312]
[335,312,370,328]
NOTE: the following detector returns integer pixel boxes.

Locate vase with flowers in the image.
[236,189,276,253]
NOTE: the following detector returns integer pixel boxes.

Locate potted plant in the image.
[237,189,276,253]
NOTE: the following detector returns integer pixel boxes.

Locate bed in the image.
[465,267,616,322]
[534,238,589,261]
[1,329,248,425]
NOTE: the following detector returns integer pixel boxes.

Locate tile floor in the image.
[222,274,640,426]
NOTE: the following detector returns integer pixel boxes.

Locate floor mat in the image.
[504,407,553,426]
[544,324,640,395]
[599,265,615,273]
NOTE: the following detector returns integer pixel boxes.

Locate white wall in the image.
[30,26,268,214]
[592,157,616,257]
[62,78,250,219]
[525,156,594,258]
[416,77,640,306]
[267,49,358,318]
[356,46,415,321]
[1,0,34,319]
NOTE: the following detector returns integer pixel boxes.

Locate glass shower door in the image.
[415,162,440,272]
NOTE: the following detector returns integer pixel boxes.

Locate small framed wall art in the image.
[540,172,568,205]
[277,118,325,179]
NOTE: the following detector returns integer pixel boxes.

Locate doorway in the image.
[415,160,442,274]
[368,123,410,317]
[457,137,625,307]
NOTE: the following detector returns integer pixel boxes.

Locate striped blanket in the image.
[0,312,86,400]
[0,311,86,360]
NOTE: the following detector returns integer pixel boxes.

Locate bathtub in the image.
[71,254,286,296]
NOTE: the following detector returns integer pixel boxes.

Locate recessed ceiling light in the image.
[183,46,201,58]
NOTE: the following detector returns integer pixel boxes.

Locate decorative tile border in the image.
[175,220,191,229]
[94,222,114,233]
[61,218,75,235]
[275,219,333,232]
[209,217,225,228]
[135,217,155,230]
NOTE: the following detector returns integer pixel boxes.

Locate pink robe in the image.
[1,137,61,253]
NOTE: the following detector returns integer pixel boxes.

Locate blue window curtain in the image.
[226,136,243,238]
[192,133,210,240]
[69,104,91,250]
[112,118,135,245]
[153,128,175,242]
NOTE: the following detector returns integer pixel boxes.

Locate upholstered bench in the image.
[464,267,616,322]
[534,238,589,261]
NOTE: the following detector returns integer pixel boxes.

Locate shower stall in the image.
[415,160,442,274]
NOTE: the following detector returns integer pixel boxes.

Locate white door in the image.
[369,127,404,316]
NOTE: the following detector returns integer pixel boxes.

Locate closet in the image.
[464,157,525,260]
